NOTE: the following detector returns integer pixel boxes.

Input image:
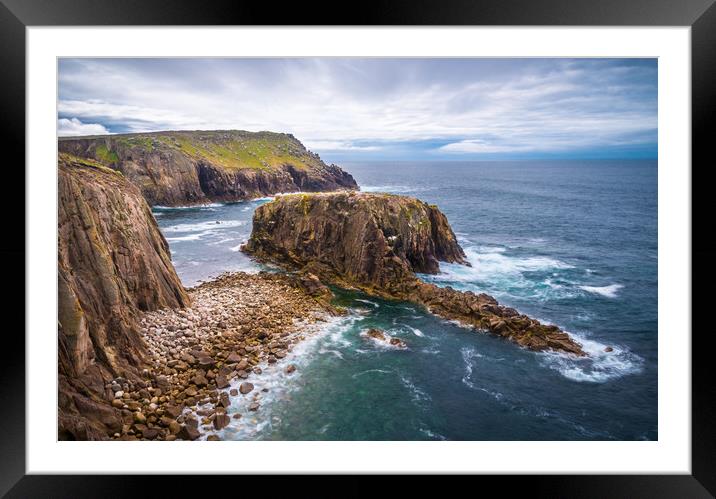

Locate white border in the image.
[27,27,690,474]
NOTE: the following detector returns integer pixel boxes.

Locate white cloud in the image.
[57,58,657,155]
[57,118,110,137]
[302,140,381,152]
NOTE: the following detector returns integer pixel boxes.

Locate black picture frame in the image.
[2,0,714,496]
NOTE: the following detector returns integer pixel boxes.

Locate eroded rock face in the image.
[243,191,468,294]
[243,192,585,356]
[58,130,358,206]
[58,153,190,439]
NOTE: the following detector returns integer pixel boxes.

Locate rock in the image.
[164,405,183,419]
[58,131,358,207]
[213,413,230,430]
[219,392,231,408]
[226,352,242,363]
[111,399,125,409]
[177,424,200,441]
[604,346,614,352]
[207,435,221,441]
[191,373,208,388]
[389,337,407,348]
[58,153,190,439]
[229,389,238,396]
[242,192,586,357]
[239,382,254,395]
[216,374,229,389]
[284,364,297,375]
[365,328,386,341]
[248,402,260,412]
[133,412,147,424]
[236,359,250,371]
[141,427,159,439]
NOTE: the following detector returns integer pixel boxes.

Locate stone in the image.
[207,435,221,441]
[248,402,260,412]
[239,382,254,395]
[229,389,238,396]
[133,412,147,424]
[284,364,297,375]
[213,413,230,430]
[177,424,200,441]
[604,346,614,353]
[216,374,229,389]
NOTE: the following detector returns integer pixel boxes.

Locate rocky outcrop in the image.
[243,192,585,356]
[243,191,468,294]
[58,153,190,440]
[58,130,358,206]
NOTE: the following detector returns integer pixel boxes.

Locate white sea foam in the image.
[196,312,360,440]
[163,220,245,233]
[229,243,244,252]
[153,202,224,210]
[354,298,380,308]
[540,332,643,383]
[399,374,431,403]
[579,284,624,298]
[361,185,424,194]
[419,427,447,440]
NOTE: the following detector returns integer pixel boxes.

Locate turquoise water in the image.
[153,160,657,440]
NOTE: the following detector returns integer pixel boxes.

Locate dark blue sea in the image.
[153,160,657,441]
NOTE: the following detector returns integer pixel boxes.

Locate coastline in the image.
[112,271,339,441]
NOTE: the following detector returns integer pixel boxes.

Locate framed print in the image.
[3,0,715,496]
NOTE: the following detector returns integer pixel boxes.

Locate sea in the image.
[152,160,657,441]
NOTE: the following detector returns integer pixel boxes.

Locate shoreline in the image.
[111,271,339,441]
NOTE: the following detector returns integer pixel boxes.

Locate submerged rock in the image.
[243,192,585,356]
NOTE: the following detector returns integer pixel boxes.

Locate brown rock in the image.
[213,413,230,430]
[239,382,254,395]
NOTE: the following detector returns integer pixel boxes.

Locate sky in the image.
[58,58,657,161]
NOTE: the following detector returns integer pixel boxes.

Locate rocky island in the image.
[59,130,358,206]
[243,192,586,356]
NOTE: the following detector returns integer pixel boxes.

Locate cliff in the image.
[58,153,190,439]
[243,192,585,356]
[58,130,358,206]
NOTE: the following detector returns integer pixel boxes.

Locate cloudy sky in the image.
[58,58,657,161]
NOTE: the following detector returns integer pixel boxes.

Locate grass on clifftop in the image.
[60,130,324,172]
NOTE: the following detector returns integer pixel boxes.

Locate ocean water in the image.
[153,160,657,441]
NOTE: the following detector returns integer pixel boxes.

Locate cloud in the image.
[57,58,657,158]
[57,118,110,136]
[302,140,382,152]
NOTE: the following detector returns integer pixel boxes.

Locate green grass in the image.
[95,144,119,164]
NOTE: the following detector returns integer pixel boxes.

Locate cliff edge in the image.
[58,130,358,206]
[243,192,585,356]
[58,153,190,439]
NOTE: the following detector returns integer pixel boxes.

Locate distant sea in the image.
[153,160,657,440]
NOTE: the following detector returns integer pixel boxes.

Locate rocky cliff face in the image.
[243,192,468,294]
[58,130,358,206]
[58,153,190,439]
[243,192,585,356]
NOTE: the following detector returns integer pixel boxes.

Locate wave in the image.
[579,284,623,298]
[153,202,224,211]
[360,185,427,194]
[163,220,245,233]
[354,298,380,308]
[399,374,431,404]
[540,332,643,383]
[197,312,360,440]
